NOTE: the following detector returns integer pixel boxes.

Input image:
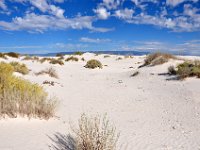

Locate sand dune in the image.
[0,53,200,150]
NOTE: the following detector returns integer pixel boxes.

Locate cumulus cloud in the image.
[115,8,134,19]
[0,0,7,10]
[80,37,111,43]
[94,7,110,19]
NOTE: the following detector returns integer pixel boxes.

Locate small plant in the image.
[116,57,123,60]
[143,52,175,66]
[168,66,176,75]
[168,61,200,79]
[0,53,7,59]
[73,51,84,55]
[56,53,64,57]
[65,56,79,62]
[81,57,85,61]
[57,56,64,60]
[85,59,102,69]
[39,57,52,63]
[131,71,139,77]
[124,55,133,59]
[71,113,119,150]
[22,55,32,61]
[0,62,56,119]
[10,61,29,75]
[104,55,110,58]
[5,52,20,58]
[50,59,64,65]
[35,67,58,79]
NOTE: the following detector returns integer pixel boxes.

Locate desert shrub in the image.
[131,71,139,77]
[81,57,85,61]
[57,56,64,60]
[144,52,175,66]
[72,113,119,150]
[116,57,123,60]
[10,61,29,75]
[39,57,52,63]
[56,53,64,57]
[5,52,20,58]
[35,67,58,78]
[168,61,200,79]
[85,59,102,69]
[32,56,40,61]
[65,56,79,62]
[104,55,110,58]
[124,55,133,59]
[168,66,176,75]
[0,53,7,59]
[73,51,84,55]
[0,62,56,118]
[49,59,64,65]
[22,55,32,61]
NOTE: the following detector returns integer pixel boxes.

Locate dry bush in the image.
[50,58,64,65]
[36,67,58,78]
[131,71,139,77]
[58,56,64,60]
[10,61,29,75]
[22,55,32,61]
[0,53,7,59]
[0,62,56,119]
[39,57,52,63]
[168,66,176,75]
[168,61,200,79]
[65,56,79,62]
[104,55,110,58]
[74,51,84,55]
[81,57,85,61]
[56,53,64,57]
[144,52,176,66]
[5,52,20,58]
[85,59,102,69]
[124,55,133,59]
[116,57,123,61]
[72,113,119,150]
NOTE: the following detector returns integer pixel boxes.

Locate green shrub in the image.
[49,59,64,65]
[168,61,200,79]
[168,66,176,75]
[84,59,102,69]
[10,61,29,75]
[56,53,64,57]
[71,113,119,150]
[5,52,20,58]
[65,56,79,62]
[73,51,84,55]
[0,62,56,119]
[144,52,175,66]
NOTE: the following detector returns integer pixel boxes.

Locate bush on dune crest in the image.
[85,59,102,69]
[10,61,29,75]
[0,63,56,119]
[143,52,176,66]
[65,56,79,62]
[5,52,20,58]
[71,113,119,150]
[0,53,7,59]
[49,59,64,65]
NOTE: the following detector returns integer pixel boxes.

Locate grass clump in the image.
[0,53,7,59]
[0,62,56,118]
[85,59,102,69]
[10,61,29,75]
[56,53,64,57]
[104,55,110,58]
[168,61,200,79]
[71,113,119,150]
[35,67,58,79]
[49,59,64,65]
[5,52,20,58]
[22,55,32,61]
[65,56,79,62]
[144,52,175,66]
[73,51,84,55]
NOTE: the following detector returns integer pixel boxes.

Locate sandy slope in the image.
[0,53,200,150]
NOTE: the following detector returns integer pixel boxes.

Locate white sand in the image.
[0,53,200,150]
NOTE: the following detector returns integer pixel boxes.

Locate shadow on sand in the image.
[157,73,179,81]
[48,132,76,150]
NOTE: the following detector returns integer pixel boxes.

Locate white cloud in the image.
[115,8,134,19]
[80,37,111,43]
[54,0,65,3]
[166,0,199,6]
[94,7,110,20]
[0,13,113,33]
[0,0,7,10]
[49,5,64,18]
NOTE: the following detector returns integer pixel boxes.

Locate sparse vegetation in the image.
[81,57,85,61]
[85,59,102,69]
[168,61,200,79]
[131,71,139,77]
[35,67,58,78]
[116,57,123,60]
[71,113,119,150]
[73,51,84,55]
[124,55,133,59]
[10,61,29,75]
[144,52,175,66]
[65,56,79,62]
[0,62,56,118]
[104,55,110,58]
[56,53,64,57]
[22,55,32,61]
[0,53,7,59]
[5,52,20,58]
[49,59,64,65]
[39,57,52,63]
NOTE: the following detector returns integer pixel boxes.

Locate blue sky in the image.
[0,0,200,54]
